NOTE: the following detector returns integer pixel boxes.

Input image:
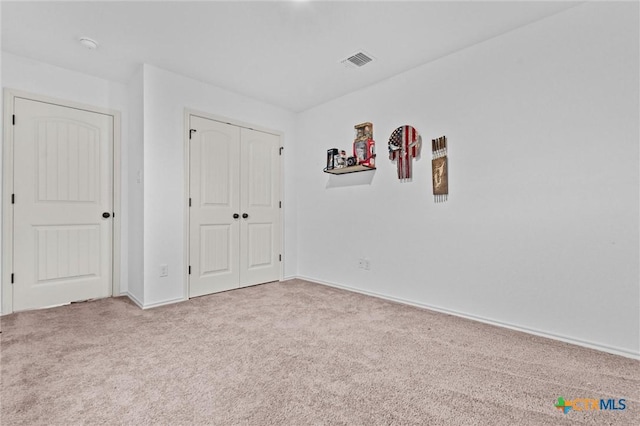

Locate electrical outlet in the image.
[160,264,168,277]
[357,258,370,270]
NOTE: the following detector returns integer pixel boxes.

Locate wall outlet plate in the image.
[358,258,370,270]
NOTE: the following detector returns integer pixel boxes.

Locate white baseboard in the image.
[296,275,640,360]
[123,291,144,309]
[122,292,185,310]
[144,297,187,309]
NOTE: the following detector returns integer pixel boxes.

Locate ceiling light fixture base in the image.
[79,37,99,50]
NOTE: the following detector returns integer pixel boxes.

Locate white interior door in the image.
[13,97,113,311]
[189,116,241,297]
[239,128,281,287]
[188,115,281,297]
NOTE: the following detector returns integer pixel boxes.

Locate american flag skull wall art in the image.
[388,125,421,180]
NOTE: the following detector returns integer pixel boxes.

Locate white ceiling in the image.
[1,1,580,112]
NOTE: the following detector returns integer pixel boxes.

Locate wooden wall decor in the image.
[431,135,448,202]
[388,125,421,180]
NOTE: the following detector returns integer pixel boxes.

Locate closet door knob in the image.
[242,213,249,219]
[233,213,239,219]
[102,212,111,218]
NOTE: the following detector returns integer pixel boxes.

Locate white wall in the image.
[295,2,639,356]
[1,52,131,310]
[141,65,297,306]
[126,66,144,305]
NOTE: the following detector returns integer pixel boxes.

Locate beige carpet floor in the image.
[0,279,638,425]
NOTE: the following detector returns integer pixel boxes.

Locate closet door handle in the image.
[242,213,249,219]
[233,213,239,219]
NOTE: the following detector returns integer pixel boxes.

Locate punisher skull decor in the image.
[388,125,421,180]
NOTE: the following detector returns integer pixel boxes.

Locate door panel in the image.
[239,128,281,287]
[189,116,240,297]
[247,223,273,268]
[37,120,99,202]
[201,135,233,206]
[13,98,113,311]
[36,225,100,281]
[199,224,232,276]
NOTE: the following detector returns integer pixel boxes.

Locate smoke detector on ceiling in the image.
[340,51,374,68]
[79,37,99,50]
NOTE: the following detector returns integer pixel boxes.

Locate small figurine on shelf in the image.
[335,150,347,168]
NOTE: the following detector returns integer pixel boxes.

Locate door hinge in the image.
[279,254,282,262]
[11,273,14,284]
[11,194,15,204]
[188,265,191,275]
[189,129,197,140]
[12,115,16,125]
[189,198,192,207]
[279,147,284,156]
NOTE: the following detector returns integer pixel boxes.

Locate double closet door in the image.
[189,115,281,297]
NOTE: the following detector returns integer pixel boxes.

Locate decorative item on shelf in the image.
[431,135,448,203]
[353,122,376,168]
[326,148,339,170]
[388,125,421,180]
[336,150,347,168]
[323,122,377,175]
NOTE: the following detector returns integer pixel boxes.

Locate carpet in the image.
[1,279,638,425]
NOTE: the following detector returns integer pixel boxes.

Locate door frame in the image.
[183,108,284,300]
[2,89,122,314]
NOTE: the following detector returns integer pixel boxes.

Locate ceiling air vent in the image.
[341,51,374,68]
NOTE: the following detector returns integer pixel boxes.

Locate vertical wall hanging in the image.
[431,136,448,202]
[388,125,421,180]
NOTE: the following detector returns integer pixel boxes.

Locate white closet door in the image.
[13,98,113,311]
[189,116,241,297]
[239,128,281,287]
[188,115,281,297]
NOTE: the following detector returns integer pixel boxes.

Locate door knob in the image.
[233,213,239,219]
[242,213,249,219]
[102,212,111,218]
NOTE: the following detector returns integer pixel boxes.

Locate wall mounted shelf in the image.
[323,165,376,175]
